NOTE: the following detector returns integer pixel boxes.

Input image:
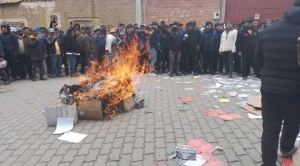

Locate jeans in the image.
[50,55,62,75]
[216,52,224,73]
[32,60,44,78]
[62,54,69,75]
[150,48,157,72]
[261,92,300,166]
[69,54,77,75]
[169,50,181,74]
[202,50,214,73]
[223,51,234,73]
[155,50,167,73]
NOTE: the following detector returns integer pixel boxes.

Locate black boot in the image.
[228,73,233,78]
[40,76,47,80]
[4,80,10,85]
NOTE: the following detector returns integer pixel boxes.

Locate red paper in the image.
[281,158,292,166]
[195,84,205,87]
[186,139,217,154]
[152,164,160,166]
[219,114,243,121]
[201,152,226,166]
[204,110,227,116]
[179,97,195,102]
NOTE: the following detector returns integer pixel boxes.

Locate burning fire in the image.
[74,41,149,118]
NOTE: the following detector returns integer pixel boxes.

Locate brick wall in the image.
[0,0,136,30]
[146,0,222,27]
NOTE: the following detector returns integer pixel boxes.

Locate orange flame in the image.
[74,41,149,119]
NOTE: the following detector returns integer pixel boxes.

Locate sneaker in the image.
[176,73,182,76]
[32,77,36,81]
[170,73,174,77]
[278,141,300,158]
[242,77,248,80]
[51,75,56,78]
[228,73,233,78]
[56,74,63,77]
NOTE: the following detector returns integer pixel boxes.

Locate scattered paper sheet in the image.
[194,76,202,79]
[248,113,262,119]
[180,97,195,103]
[219,114,243,121]
[186,139,217,154]
[204,110,227,116]
[219,98,230,103]
[183,154,208,166]
[185,88,194,91]
[215,83,222,88]
[53,117,74,135]
[57,132,87,143]
[281,158,292,166]
[238,94,248,98]
[229,92,237,97]
[240,105,262,116]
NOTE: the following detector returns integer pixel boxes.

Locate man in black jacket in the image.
[0,23,19,81]
[0,40,10,85]
[167,22,182,77]
[157,24,169,74]
[236,18,261,80]
[255,1,300,165]
[214,23,223,74]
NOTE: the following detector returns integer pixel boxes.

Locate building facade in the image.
[0,0,295,29]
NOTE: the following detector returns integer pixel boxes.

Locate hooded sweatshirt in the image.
[254,3,300,96]
[0,24,19,55]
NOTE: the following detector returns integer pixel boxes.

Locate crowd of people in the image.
[0,17,276,85]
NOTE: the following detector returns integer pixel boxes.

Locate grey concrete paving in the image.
[0,74,266,166]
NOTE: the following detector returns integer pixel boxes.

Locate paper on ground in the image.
[183,154,208,166]
[219,98,230,103]
[57,132,87,143]
[53,117,74,135]
[248,113,262,119]
[215,83,222,88]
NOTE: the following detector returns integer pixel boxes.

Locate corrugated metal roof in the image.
[0,0,22,4]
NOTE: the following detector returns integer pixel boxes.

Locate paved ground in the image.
[0,73,275,166]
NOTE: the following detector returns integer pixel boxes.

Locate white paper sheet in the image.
[183,154,208,166]
[184,88,194,91]
[215,83,222,88]
[53,117,74,135]
[57,132,87,143]
[248,113,262,119]
[238,94,249,98]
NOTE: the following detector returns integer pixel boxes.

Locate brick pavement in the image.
[0,74,269,166]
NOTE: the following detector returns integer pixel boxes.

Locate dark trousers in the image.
[202,50,214,73]
[261,92,300,166]
[216,52,224,73]
[169,50,181,74]
[0,68,9,81]
[242,51,261,78]
[3,51,17,79]
[155,50,167,73]
[75,52,87,74]
[185,49,199,74]
[234,53,241,74]
[17,54,27,78]
[180,49,185,72]
[32,60,44,78]
[223,51,234,74]
[26,56,32,78]
[45,56,51,75]
[62,55,69,75]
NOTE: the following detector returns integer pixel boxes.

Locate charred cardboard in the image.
[44,103,78,126]
[123,96,136,112]
[240,105,262,116]
[247,96,262,108]
[78,100,104,120]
